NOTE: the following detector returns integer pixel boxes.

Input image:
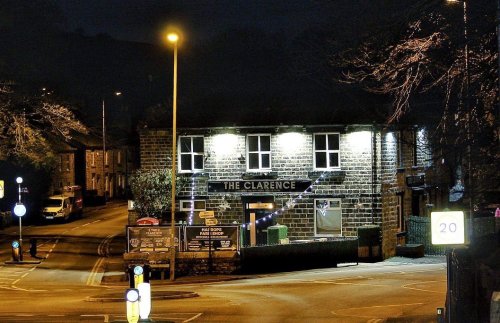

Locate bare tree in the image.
[0,82,88,167]
[337,1,499,205]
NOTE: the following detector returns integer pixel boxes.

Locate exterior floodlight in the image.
[16,177,23,184]
[14,203,26,217]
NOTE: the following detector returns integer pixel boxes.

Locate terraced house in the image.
[139,123,437,258]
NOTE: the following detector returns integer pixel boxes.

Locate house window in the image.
[314,198,342,236]
[247,134,271,171]
[105,151,109,166]
[179,136,204,172]
[117,151,122,165]
[91,174,96,190]
[314,133,340,170]
[91,151,95,167]
[64,154,70,172]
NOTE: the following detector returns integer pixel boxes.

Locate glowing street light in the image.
[13,177,26,261]
[167,31,179,281]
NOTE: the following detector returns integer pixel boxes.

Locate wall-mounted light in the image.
[238,154,245,164]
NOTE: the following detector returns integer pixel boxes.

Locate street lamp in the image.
[102,91,122,202]
[13,177,26,262]
[447,0,472,220]
[167,31,179,281]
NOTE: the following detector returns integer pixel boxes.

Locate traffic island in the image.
[86,290,198,302]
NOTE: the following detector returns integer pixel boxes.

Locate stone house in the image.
[50,134,135,201]
[138,124,440,258]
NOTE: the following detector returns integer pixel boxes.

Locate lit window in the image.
[314,133,340,170]
[179,136,204,172]
[105,151,109,166]
[247,134,271,171]
[91,151,95,167]
[314,198,342,236]
[117,151,122,165]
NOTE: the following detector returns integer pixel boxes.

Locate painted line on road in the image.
[402,280,446,294]
[184,313,203,322]
[332,302,425,319]
[86,257,106,286]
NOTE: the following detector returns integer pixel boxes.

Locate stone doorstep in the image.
[396,243,425,258]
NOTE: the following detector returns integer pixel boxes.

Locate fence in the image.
[406,215,498,255]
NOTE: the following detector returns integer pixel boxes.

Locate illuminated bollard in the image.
[125,288,140,323]
[11,240,20,262]
[138,282,151,321]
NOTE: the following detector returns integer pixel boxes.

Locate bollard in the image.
[11,241,20,262]
[29,238,37,258]
[437,307,445,323]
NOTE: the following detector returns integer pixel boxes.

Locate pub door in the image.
[242,196,275,247]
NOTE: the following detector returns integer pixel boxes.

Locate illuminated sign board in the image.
[431,211,465,245]
[208,180,311,193]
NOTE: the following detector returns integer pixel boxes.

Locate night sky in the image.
[55,0,329,44]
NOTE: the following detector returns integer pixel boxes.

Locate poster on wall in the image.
[184,226,239,251]
[127,226,181,253]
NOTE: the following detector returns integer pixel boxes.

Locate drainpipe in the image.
[371,124,377,224]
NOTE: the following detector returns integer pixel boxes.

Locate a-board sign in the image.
[127,226,180,252]
[199,210,215,218]
[184,226,239,251]
[431,211,465,245]
[205,218,218,226]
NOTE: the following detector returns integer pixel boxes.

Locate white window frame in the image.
[180,199,207,211]
[314,198,342,236]
[178,135,204,173]
[246,134,272,172]
[313,133,341,170]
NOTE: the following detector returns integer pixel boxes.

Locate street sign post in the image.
[431,210,465,323]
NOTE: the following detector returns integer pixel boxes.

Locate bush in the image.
[129,169,186,218]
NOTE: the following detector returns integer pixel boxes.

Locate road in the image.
[0,202,447,322]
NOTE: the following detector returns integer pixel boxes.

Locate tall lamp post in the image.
[447,0,472,219]
[13,177,26,262]
[167,32,179,281]
[102,92,122,202]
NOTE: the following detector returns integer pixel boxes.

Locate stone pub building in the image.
[139,123,436,259]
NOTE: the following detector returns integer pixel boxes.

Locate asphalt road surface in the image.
[0,202,446,322]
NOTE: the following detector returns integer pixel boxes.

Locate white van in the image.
[41,196,72,221]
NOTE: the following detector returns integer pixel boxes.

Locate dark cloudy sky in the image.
[55,0,329,44]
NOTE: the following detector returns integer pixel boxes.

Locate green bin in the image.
[267,224,288,245]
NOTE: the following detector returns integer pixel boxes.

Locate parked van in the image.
[41,186,83,222]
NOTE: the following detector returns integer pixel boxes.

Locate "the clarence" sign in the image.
[208,180,311,193]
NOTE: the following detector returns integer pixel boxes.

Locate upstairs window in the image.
[179,136,204,172]
[314,133,340,170]
[247,134,271,171]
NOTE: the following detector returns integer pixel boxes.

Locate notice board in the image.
[184,226,239,251]
[127,226,180,253]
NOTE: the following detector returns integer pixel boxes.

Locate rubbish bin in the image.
[357,225,381,262]
[267,224,288,245]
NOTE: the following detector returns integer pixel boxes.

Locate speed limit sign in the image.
[431,211,465,245]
